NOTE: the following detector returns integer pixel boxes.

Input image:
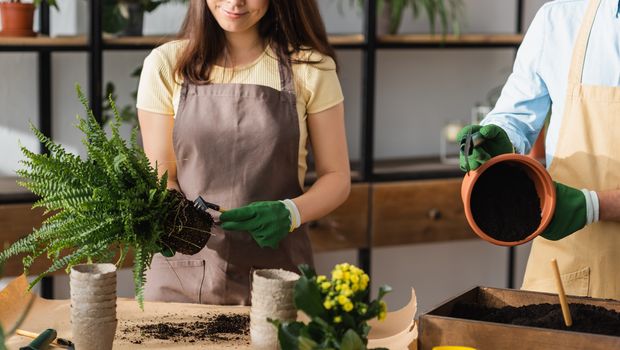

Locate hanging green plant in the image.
[340,0,465,35]
[101,0,189,35]
[0,86,213,308]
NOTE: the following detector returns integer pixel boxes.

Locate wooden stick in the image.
[15,329,73,348]
[550,259,573,327]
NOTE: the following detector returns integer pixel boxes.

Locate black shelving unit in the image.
[1,0,527,297]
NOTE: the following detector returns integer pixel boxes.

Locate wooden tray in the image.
[419,286,620,350]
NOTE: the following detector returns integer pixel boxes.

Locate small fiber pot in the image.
[70,263,117,350]
[461,153,556,246]
[250,269,300,350]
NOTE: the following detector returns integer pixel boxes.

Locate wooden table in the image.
[5,297,251,349]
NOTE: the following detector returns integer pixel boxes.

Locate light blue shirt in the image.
[482,0,620,167]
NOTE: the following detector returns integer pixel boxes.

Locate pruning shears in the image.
[460,130,485,173]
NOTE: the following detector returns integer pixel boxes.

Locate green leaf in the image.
[0,325,5,350]
[341,329,365,350]
[276,321,304,350]
[294,274,327,319]
[298,264,316,279]
[298,336,320,350]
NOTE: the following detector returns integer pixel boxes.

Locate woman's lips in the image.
[221,8,248,19]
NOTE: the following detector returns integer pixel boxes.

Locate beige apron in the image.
[522,0,620,299]
[144,47,314,305]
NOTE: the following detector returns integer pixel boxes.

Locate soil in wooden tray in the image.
[120,313,250,344]
[471,163,541,242]
[451,302,620,337]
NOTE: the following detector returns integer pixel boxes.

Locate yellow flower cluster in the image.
[317,263,370,315]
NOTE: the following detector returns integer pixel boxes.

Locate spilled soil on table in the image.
[119,313,250,345]
[451,302,620,337]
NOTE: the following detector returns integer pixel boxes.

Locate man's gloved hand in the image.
[220,201,292,249]
[541,182,597,241]
[457,124,513,172]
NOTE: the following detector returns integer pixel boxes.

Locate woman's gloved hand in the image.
[457,124,513,171]
[220,201,295,249]
[541,182,598,241]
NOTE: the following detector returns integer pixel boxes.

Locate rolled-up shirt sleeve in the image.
[482,6,551,155]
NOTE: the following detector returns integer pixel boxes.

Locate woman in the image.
[136,0,350,305]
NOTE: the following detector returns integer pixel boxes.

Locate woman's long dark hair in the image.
[174,0,337,85]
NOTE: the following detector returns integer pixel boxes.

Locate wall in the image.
[1,0,550,314]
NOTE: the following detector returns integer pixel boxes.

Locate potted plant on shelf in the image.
[0,0,58,37]
[0,86,214,308]
[343,0,464,36]
[102,0,187,36]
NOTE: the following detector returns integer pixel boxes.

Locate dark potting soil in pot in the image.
[471,162,541,242]
[451,302,620,337]
[120,313,250,344]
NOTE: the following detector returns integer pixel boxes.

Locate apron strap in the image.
[567,0,603,85]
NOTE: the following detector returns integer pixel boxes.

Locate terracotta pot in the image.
[0,2,35,37]
[528,127,546,162]
[461,153,556,246]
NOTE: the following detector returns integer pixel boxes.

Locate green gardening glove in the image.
[457,124,514,172]
[220,201,291,249]
[540,182,588,241]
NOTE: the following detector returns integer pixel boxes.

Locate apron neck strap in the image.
[568,0,603,85]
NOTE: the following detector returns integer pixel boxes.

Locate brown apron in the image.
[522,0,620,299]
[144,47,314,305]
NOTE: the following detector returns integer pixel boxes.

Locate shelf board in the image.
[373,157,463,180]
[103,35,177,49]
[103,34,365,50]
[0,35,88,51]
[0,177,36,204]
[329,34,365,48]
[378,34,524,48]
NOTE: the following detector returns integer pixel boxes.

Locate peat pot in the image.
[419,287,620,350]
[461,153,556,246]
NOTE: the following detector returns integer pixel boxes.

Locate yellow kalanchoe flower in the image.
[323,299,334,310]
[343,302,354,312]
[334,316,342,323]
[321,281,331,291]
[378,300,387,321]
[337,295,349,305]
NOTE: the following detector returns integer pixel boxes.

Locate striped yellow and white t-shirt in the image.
[136,40,344,187]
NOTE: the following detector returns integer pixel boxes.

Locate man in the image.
[459,0,620,299]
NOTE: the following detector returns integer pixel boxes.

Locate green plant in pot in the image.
[0,86,214,307]
[102,0,187,36]
[271,263,392,349]
[343,0,464,36]
[0,0,58,37]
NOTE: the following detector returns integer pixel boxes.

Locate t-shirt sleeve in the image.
[136,48,176,116]
[303,54,344,115]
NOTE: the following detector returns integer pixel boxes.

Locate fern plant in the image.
[0,86,213,308]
